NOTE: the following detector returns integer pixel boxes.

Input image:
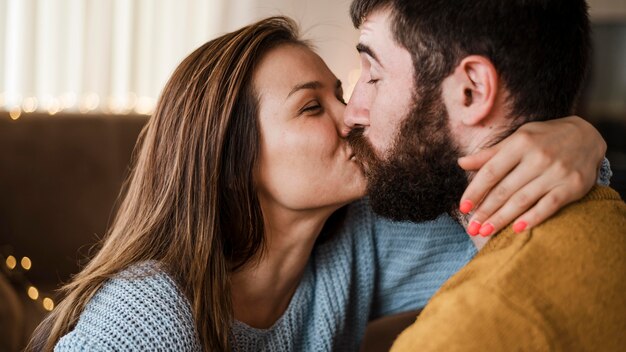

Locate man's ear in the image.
[447,55,498,126]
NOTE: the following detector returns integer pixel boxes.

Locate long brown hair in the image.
[28,16,306,351]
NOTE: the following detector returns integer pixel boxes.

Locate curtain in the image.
[1,0,230,116]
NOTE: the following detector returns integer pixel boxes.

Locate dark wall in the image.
[0,113,147,348]
[0,113,148,285]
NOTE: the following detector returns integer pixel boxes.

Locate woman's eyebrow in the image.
[286,80,342,100]
[287,81,322,99]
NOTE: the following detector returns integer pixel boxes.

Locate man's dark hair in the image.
[350,0,591,125]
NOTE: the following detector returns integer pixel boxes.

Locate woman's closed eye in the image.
[300,101,323,115]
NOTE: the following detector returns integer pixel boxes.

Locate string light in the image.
[9,107,22,120]
[80,93,100,113]
[135,96,155,115]
[27,286,39,300]
[0,253,54,312]
[127,92,138,111]
[21,256,32,270]
[2,253,56,312]
[47,99,62,115]
[22,97,38,113]
[108,96,133,115]
[60,92,78,109]
[3,92,156,116]
[43,297,55,311]
[5,255,17,269]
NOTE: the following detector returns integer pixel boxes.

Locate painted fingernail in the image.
[468,221,481,236]
[513,221,528,233]
[479,223,494,237]
[460,200,474,214]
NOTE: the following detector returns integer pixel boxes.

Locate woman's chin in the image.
[347,178,368,202]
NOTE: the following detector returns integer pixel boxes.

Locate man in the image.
[345,0,626,350]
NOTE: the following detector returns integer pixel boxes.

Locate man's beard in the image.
[347,91,468,223]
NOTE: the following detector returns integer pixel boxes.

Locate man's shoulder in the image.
[481,186,626,312]
[537,185,626,233]
[484,186,626,274]
[55,261,200,351]
[390,283,550,351]
[522,185,626,272]
[390,186,626,351]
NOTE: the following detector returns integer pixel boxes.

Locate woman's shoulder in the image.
[55,261,200,351]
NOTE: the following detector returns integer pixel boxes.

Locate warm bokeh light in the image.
[22,97,38,113]
[5,255,17,269]
[135,96,155,115]
[43,297,55,311]
[21,256,32,270]
[9,107,22,120]
[60,92,78,109]
[47,99,62,115]
[80,93,100,113]
[27,286,39,300]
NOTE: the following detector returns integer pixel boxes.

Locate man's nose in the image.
[341,88,370,137]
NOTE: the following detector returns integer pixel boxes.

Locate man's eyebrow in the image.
[287,81,322,99]
[356,43,383,67]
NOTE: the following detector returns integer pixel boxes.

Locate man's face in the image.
[345,8,468,222]
[343,8,415,157]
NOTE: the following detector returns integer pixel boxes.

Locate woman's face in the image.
[254,44,366,212]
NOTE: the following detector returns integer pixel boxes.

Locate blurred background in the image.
[0,0,624,350]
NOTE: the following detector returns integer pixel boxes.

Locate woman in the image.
[29,17,607,351]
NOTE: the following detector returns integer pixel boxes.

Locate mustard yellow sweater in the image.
[391,186,626,351]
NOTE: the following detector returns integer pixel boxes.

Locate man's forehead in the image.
[359,17,376,37]
[358,8,393,46]
[360,10,385,36]
[356,8,415,82]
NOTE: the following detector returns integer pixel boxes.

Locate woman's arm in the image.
[458,115,608,236]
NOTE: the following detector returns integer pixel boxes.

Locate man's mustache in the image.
[346,127,378,175]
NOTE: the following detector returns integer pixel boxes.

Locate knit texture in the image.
[55,199,474,351]
[55,262,200,351]
[391,186,626,351]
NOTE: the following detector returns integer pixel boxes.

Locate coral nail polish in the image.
[468,221,481,236]
[513,221,528,233]
[479,223,494,237]
[460,200,474,214]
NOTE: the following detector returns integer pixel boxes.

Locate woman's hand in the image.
[458,115,607,236]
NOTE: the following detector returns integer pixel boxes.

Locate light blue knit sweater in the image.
[54,158,614,351]
[55,199,475,351]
